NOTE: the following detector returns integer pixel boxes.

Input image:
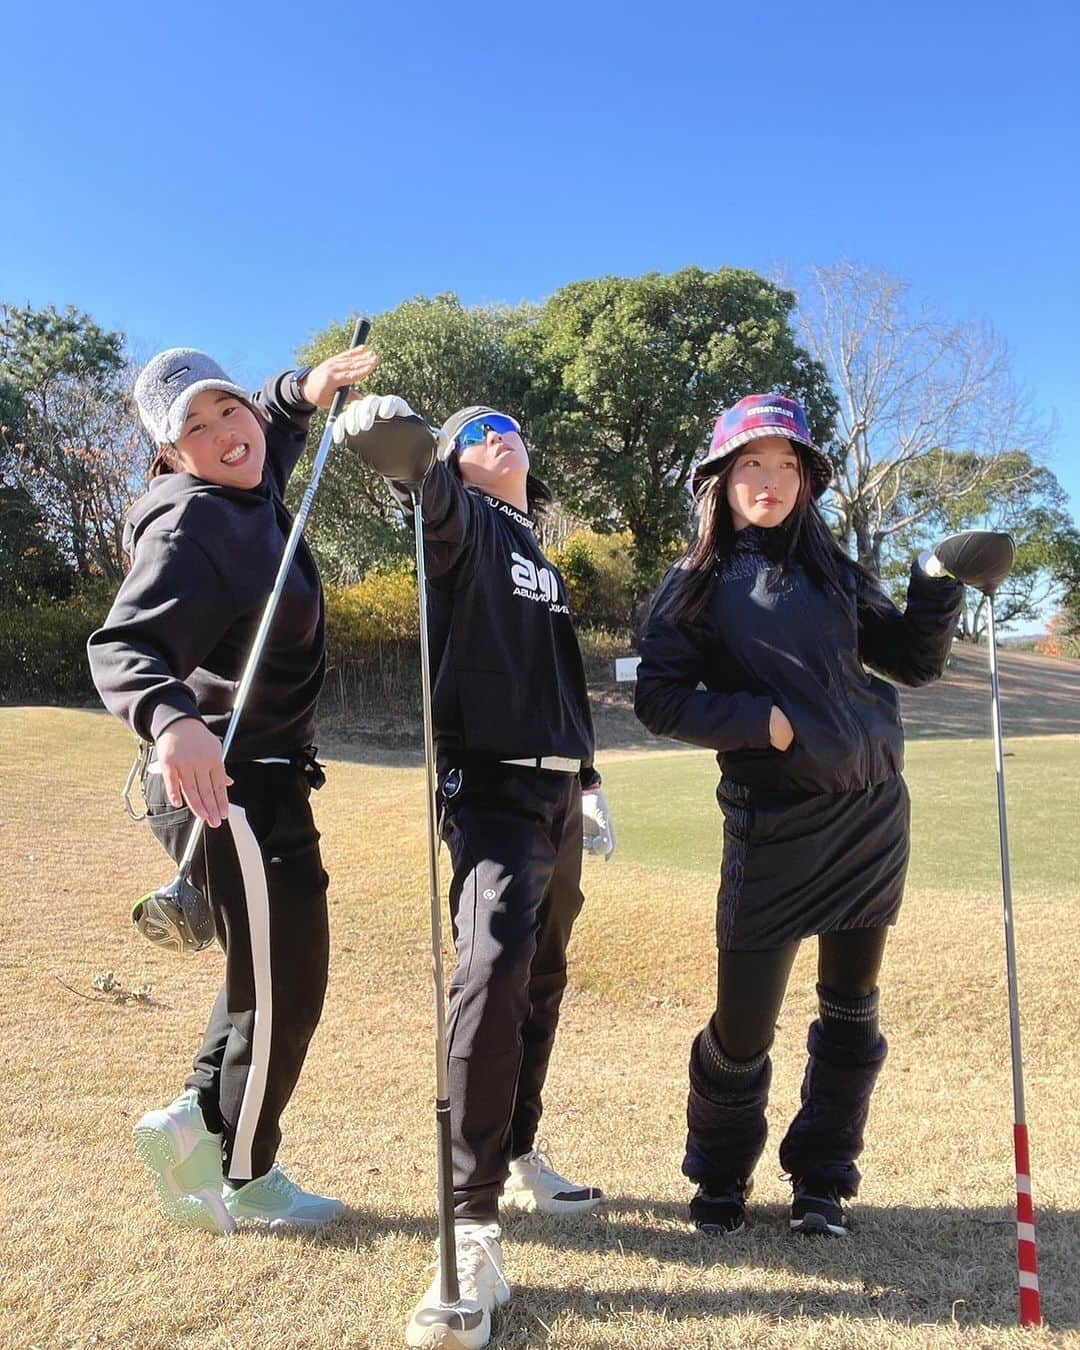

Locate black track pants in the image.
[685,928,888,1191]
[440,762,584,1222]
[144,761,329,1182]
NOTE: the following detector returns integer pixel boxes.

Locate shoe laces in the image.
[520,1137,561,1180]
[262,1164,303,1200]
[426,1229,509,1302]
[458,1230,508,1295]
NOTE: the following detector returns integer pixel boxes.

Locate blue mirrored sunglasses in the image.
[453,413,521,452]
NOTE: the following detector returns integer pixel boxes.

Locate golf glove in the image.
[582,787,616,860]
[332,394,436,486]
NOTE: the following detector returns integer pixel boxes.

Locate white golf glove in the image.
[332,393,416,443]
[582,787,616,860]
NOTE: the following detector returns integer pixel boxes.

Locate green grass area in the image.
[600,738,1080,897]
[4,708,1079,1346]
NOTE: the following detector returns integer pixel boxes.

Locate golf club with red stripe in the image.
[934,530,1041,1328]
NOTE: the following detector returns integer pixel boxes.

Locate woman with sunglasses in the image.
[333,397,613,1349]
[634,395,964,1240]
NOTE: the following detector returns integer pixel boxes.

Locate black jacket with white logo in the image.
[87,373,324,760]
[394,463,596,777]
[635,526,964,795]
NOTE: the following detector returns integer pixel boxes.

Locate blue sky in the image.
[2,0,1077,517]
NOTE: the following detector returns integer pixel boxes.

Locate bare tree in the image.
[796,263,1046,572]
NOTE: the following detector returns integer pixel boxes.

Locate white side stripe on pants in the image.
[227,803,273,1181]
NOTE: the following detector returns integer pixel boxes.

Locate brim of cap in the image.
[162,378,250,445]
[692,426,832,498]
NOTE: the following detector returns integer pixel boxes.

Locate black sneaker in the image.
[789,1179,849,1237]
[690,1179,751,1235]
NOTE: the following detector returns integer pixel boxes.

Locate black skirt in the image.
[715,774,910,951]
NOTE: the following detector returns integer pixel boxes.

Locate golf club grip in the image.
[328,316,372,421]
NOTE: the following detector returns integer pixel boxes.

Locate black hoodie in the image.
[87,373,324,760]
[391,461,596,778]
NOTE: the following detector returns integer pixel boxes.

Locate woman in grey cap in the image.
[88,339,377,1233]
[634,394,964,1240]
[332,395,614,1350]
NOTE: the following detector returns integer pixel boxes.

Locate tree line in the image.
[3,263,1078,644]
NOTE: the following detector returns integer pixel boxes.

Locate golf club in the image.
[936,530,1041,1328]
[131,314,372,952]
[411,480,466,1318]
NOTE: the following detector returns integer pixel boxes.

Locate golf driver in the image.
[410,480,467,1318]
[325,398,471,1337]
[935,530,1041,1328]
[131,314,372,953]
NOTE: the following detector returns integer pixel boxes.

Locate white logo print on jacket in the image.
[510,551,569,613]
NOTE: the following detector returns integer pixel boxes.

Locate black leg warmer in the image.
[683,1017,772,1187]
[777,983,888,1198]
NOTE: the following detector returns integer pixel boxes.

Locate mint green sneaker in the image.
[132,1089,236,1235]
[223,1164,345,1228]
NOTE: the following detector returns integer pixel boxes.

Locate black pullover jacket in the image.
[87,373,324,760]
[635,526,964,796]
[392,462,597,782]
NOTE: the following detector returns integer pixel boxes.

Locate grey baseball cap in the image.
[134,348,249,448]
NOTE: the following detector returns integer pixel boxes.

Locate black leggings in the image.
[712,928,888,1062]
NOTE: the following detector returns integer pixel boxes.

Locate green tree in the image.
[880,451,1080,642]
[515,267,835,588]
[0,304,141,582]
[0,482,75,603]
[296,294,536,583]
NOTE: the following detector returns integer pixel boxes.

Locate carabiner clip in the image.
[122,740,151,821]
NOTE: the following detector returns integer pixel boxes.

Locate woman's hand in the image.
[156,717,233,827]
[299,345,380,408]
[769,705,795,751]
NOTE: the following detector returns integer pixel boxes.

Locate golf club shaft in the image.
[173,316,371,879]
[986,596,1042,1327]
[411,488,460,1307]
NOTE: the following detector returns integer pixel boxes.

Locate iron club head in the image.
[132,874,216,954]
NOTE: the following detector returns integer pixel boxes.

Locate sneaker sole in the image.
[223,1199,346,1228]
[132,1120,235,1235]
[790,1214,848,1238]
[501,1190,603,1216]
[694,1219,746,1236]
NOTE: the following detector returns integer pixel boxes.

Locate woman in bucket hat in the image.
[634,392,965,1237]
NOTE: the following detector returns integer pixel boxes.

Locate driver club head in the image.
[132,874,216,954]
[935,530,1016,595]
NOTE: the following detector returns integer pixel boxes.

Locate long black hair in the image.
[669,443,870,625]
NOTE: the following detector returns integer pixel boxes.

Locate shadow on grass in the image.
[266,1197,1078,1333]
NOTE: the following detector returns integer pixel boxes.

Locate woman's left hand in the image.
[299,345,381,408]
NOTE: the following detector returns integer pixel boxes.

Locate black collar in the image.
[477,491,536,533]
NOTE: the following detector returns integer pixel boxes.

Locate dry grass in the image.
[1,707,1077,1349]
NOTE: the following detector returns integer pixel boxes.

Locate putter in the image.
[936,530,1041,1327]
[132,314,372,953]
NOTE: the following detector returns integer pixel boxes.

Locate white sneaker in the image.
[502,1140,603,1215]
[222,1163,345,1228]
[406,1223,511,1349]
[132,1089,236,1235]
